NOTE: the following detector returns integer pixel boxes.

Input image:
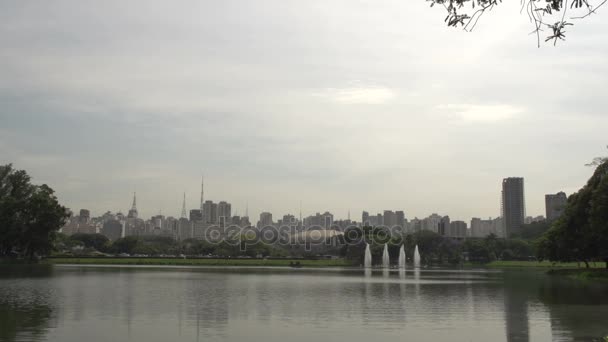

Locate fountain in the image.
[364,243,372,268]
[414,244,421,268]
[398,244,406,268]
[382,244,390,268]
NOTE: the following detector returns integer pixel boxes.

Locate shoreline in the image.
[42,257,354,268]
[483,260,608,269]
[7,258,607,273]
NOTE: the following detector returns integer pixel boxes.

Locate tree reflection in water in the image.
[0,265,55,342]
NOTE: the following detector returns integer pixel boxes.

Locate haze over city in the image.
[1,0,607,221]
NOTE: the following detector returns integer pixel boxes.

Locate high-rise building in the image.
[79,209,90,224]
[280,214,296,226]
[362,211,370,226]
[189,209,203,222]
[258,212,273,228]
[545,191,567,222]
[501,177,526,238]
[217,201,231,226]
[101,219,123,241]
[376,213,383,226]
[396,211,405,229]
[240,216,251,227]
[202,200,218,224]
[438,216,450,236]
[177,218,192,241]
[470,217,491,237]
[303,212,334,229]
[449,221,467,238]
[492,217,505,238]
[383,210,396,227]
[408,217,421,233]
[422,213,442,233]
[471,217,504,238]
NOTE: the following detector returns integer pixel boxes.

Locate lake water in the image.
[1,265,607,342]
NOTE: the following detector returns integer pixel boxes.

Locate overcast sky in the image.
[1,0,607,222]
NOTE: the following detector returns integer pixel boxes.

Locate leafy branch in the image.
[428,0,607,46]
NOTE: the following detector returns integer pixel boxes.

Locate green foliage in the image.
[69,233,110,252]
[0,164,69,259]
[111,236,139,254]
[538,160,608,267]
[513,221,552,240]
[46,257,352,267]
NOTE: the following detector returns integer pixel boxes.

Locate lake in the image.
[1,265,607,342]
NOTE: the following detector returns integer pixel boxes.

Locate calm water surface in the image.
[1,265,607,342]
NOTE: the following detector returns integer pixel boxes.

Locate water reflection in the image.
[0,265,55,342]
[0,265,607,342]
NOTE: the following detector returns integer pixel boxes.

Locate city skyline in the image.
[64,175,562,227]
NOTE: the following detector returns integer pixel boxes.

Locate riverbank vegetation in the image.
[486,261,607,268]
[45,257,350,267]
[0,164,69,260]
[2,157,607,272]
[537,157,608,268]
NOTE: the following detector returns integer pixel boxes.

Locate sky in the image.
[1,0,607,223]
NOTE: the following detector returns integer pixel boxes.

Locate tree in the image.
[0,164,69,260]
[110,236,139,254]
[585,145,608,167]
[70,233,110,252]
[538,158,608,268]
[428,0,607,46]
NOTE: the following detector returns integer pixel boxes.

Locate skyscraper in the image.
[362,211,370,226]
[438,216,450,236]
[449,220,467,238]
[396,211,405,229]
[258,212,273,228]
[545,191,567,221]
[501,177,526,238]
[217,201,231,226]
[202,200,218,224]
[189,209,203,222]
[383,210,396,227]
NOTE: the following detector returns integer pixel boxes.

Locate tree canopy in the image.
[429,0,607,46]
[0,164,69,260]
[538,158,608,267]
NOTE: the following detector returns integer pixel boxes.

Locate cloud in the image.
[317,84,395,105]
[436,104,523,122]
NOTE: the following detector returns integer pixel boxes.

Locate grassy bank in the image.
[44,257,353,267]
[485,260,607,269]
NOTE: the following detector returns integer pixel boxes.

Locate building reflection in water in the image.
[1,266,608,342]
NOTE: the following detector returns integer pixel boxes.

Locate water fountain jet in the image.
[382,244,390,268]
[364,243,372,268]
[398,244,406,268]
